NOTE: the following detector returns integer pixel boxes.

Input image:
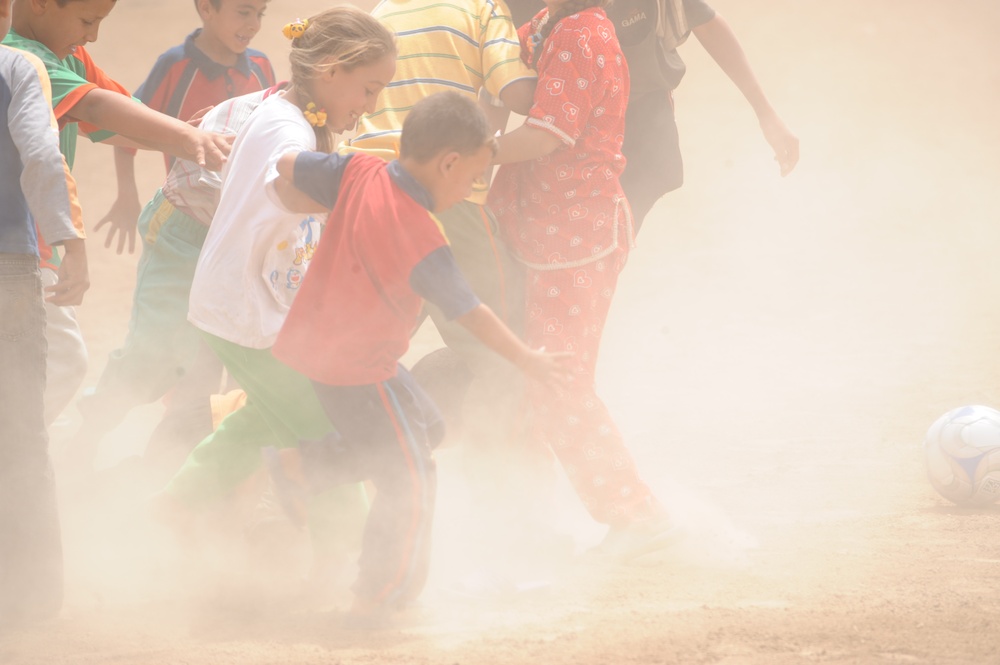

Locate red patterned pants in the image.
[524,247,659,526]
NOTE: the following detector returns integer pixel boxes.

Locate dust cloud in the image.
[3,0,1000,663]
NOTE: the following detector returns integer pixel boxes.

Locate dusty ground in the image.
[3,0,1000,663]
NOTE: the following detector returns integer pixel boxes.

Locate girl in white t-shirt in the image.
[153,8,396,558]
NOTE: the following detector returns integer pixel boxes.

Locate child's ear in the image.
[438,151,461,177]
[195,0,213,20]
[29,0,50,16]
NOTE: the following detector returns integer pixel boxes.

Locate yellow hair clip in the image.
[303,102,327,128]
[282,18,309,40]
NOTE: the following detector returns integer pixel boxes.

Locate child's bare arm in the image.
[497,78,537,117]
[455,304,574,388]
[692,14,799,176]
[69,88,231,170]
[493,123,564,164]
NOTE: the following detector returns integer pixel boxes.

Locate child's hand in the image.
[517,347,576,390]
[759,111,799,176]
[94,193,141,254]
[185,129,234,171]
[45,239,90,307]
[186,105,214,128]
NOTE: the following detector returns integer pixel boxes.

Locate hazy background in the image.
[5,0,999,663]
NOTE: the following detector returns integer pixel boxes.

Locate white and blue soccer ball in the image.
[924,405,1000,505]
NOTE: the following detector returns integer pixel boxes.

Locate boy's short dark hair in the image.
[193,0,221,10]
[400,91,494,163]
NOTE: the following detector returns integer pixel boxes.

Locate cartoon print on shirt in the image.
[263,215,322,306]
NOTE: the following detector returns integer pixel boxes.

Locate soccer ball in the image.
[924,405,1000,505]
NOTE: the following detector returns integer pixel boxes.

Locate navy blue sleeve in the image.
[410,246,481,320]
[293,151,355,209]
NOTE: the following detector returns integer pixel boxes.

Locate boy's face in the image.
[431,143,495,212]
[199,0,266,55]
[29,0,116,60]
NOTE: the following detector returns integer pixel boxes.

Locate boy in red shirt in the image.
[267,91,572,620]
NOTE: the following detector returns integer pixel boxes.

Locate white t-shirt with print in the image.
[188,93,324,349]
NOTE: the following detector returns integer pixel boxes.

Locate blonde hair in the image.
[287,6,396,151]
[531,0,610,68]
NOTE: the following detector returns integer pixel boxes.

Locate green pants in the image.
[164,334,366,534]
[81,191,209,427]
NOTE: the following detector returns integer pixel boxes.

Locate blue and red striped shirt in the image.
[135,29,275,170]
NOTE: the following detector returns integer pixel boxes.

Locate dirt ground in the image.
[3,0,1000,663]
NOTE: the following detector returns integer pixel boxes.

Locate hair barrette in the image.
[282,18,309,40]
[303,102,327,128]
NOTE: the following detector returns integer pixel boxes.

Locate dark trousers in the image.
[0,254,62,625]
[302,367,441,607]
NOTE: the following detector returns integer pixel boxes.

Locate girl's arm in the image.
[69,88,231,170]
[493,123,564,164]
[691,14,799,176]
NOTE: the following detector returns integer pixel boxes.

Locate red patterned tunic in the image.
[489,7,661,527]
[489,6,634,269]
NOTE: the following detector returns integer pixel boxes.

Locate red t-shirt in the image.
[273,155,454,386]
[488,7,632,268]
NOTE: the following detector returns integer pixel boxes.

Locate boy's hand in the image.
[45,239,90,306]
[517,347,576,390]
[186,129,234,171]
[94,193,140,254]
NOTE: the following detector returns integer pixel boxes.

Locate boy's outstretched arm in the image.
[456,304,574,388]
[68,88,231,170]
[96,105,221,254]
[692,13,800,176]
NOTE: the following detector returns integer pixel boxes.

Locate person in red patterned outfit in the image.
[489,0,673,558]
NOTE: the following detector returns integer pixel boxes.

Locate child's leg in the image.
[306,368,438,610]
[40,267,87,426]
[423,203,554,551]
[161,333,333,509]
[525,248,661,526]
[0,255,63,623]
[74,193,209,454]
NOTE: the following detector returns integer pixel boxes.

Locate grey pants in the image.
[0,254,63,625]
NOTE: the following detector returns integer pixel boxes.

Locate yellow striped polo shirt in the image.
[342,0,535,204]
